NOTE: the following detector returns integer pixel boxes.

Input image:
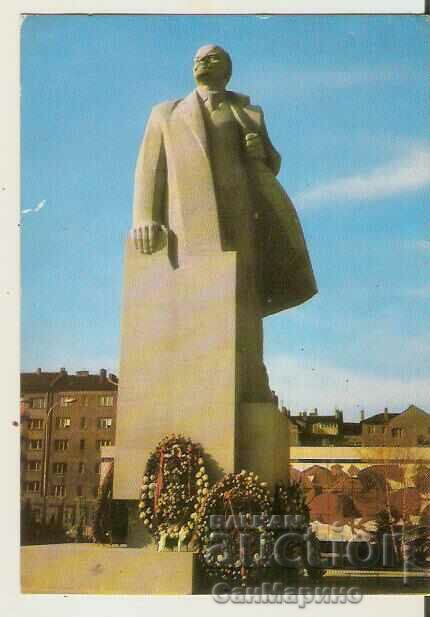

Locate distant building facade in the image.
[286,408,361,447]
[286,404,430,447]
[20,368,118,531]
[361,405,430,447]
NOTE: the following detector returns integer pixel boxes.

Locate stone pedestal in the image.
[104,236,291,550]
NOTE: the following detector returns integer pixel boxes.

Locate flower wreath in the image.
[195,470,275,585]
[139,434,209,550]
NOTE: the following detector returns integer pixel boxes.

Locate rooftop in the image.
[21,369,118,393]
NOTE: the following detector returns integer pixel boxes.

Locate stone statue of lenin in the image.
[131,44,317,403]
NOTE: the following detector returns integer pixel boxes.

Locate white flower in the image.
[198,457,204,465]
[199,467,205,473]
[217,554,224,563]
[143,475,149,482]
[202,474,208,481]
[139,511,146,519]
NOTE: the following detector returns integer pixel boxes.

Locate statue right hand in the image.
[132,220,160,254]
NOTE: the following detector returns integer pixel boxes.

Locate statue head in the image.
[193,44,232,89]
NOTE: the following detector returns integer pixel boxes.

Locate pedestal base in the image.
[21,544,195,595]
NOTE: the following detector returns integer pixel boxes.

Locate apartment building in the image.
[21,368,117,530]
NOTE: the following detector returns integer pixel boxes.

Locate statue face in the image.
[193,45,231,88]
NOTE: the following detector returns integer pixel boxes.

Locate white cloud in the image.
[288,67,412,90]
[242,65,420,100]
[21,199,46,215]
[413,239,430,253]
[406,284,430,299]
[266,353,430,420]
[34,199,46,212]
[295,146,430,207]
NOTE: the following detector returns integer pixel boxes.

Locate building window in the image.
[367,426,375,434]
[28,439,43,450]
[94,463,101,474]
[31,398,45,409]
[80,439,85,450]
[28,418,44,430]
[51,485,66,497]
[77,486,83,497]
[53,462,67,475]
[32,508,41,522]
[25,460,41,472]
[98,395,114,407]
[63,507,75,525]
[96,439,112,449]
[54,439,69,451]
[25,480,41,493]
[392,428,404,438]
[97,417,113,429]
[60,396,74,407]
[55,417,71,429]
[80,416,87,429]
[82,396,89,407]
[79,462,85,474]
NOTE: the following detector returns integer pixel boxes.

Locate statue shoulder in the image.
[150,99,181,119]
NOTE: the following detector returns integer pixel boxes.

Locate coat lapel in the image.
[177,90,209,158]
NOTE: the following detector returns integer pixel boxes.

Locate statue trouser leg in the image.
[234,224,272,404]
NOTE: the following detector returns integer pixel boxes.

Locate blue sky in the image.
[21,15,429,418]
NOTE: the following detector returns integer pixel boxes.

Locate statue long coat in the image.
[133,89,317,317]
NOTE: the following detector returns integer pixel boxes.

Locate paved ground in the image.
[21,544,194,594]
[21,544,430,595]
